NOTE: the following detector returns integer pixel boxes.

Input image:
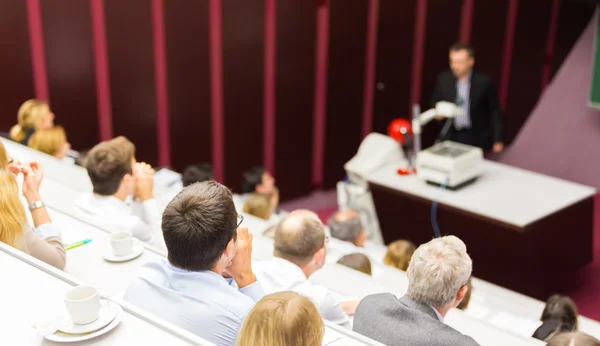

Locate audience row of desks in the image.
[1,137,593,345]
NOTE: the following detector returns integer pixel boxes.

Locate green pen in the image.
[65,239,93,251]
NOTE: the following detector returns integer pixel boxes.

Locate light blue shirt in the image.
[125,258,265,346]
[455,72,472,130]
[429,305,445,322]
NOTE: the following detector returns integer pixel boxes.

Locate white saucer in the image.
[103,239,144,262]
[57,301,119,334]
[46,304,122,343]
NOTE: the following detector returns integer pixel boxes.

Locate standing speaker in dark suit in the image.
[430,43,504,153]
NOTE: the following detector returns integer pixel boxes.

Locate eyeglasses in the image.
[236,214,244,229]
[8,157,14,165]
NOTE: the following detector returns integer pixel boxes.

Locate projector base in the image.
[425,177,478,191]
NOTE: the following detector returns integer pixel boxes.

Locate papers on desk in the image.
[487,312,542,337]
[323,327,343,345]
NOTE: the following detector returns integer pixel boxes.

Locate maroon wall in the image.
[0,0,594,199]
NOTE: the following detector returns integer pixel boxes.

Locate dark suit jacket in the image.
[430,70,503,151]
[353,294,480,346]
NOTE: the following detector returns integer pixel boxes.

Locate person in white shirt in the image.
[255,209,360,328]
[327,210,387,266]
[75,136,164,249]
[125,181,265,346]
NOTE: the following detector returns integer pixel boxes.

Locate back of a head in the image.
[162,181,237,271]
[28,126,67,157]
[243,193,271,220]
[0,171,26,246]
[547,332,600,346]
[539,295,579,336]
[274,210,325,266]
[237,291,324,346]
[182,163,213,187]
[327,210,362,243]
[407,236,472,308]
[241,166,265,194]
[337,253,372,276]
[85,136,135,195]
[0,141,8,170]
[10,99,49,142]
[383,239,417,271]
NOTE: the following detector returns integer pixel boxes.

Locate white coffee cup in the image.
[64,286,106,324]
[110,231,133,256]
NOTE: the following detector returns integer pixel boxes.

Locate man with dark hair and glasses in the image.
[431,42,504,153]
[125,181,265,346]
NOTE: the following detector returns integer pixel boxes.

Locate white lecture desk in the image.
[368,161,596,299]
[0,242,214,346]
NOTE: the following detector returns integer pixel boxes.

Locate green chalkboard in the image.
[590,9,600,109]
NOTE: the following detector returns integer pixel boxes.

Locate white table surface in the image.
[13,152,599,344]
[1,137,93,192]
[0,243,213,346]
[368,161,596,227]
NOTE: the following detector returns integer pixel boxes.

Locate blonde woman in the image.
[237,291,324,346]
[28,126,71,160]
[10,99,55,144]
[242,193,272,220]
[0,167,66,269]
[0,141,21,174]
[383,239,417,271]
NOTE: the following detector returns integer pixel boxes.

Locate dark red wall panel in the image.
[40,0,98,151]
[504,1,553,145]
[470,0,508,87]
[550,0,595,78]
[163,0,211,172]
[221,0,265,191]
[371,0,417,135]
[275,1,316,200]
[104,0,158,165]
[420,0,462,148]
[323,0,369,188]
[0,2,34,135]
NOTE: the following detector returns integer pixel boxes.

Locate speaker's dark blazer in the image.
[430,70,503,151]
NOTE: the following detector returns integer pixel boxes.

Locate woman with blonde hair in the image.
[237,291,324,346]
[28,126,71,160]
[383,239,417,271]
[242,193,273,220]
[0,166,66,269]
[10,99,55,144]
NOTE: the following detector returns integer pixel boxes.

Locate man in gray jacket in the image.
[353,236,480,346]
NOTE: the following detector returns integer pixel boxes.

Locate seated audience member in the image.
[383,239,417,271]
[243,193,273,220]
[547,332,600,346]
[326,210,387,262]
[76,137,163,248]
[353,236,479,346]
[328,210,366,247]
[255,210,359,328]
[262,225,276,239]
[0,167,66,269]
[240,166,279,210]
[533,295,579,341]
[28,126,71,160]
[457,279,472,310]
[125,181,264,346]
[10,99,55,145]
[182,163,213,187]
[337,253,372,276]
[237,291,324,346]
